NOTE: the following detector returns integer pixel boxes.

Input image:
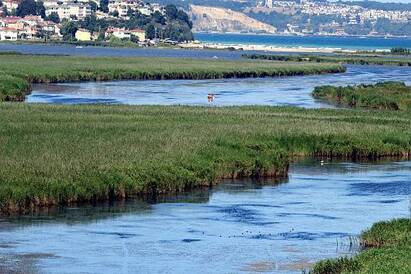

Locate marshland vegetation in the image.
[312,218,411,274]
[242,53,411,66]
[313,82,411,111]
[0,53,345,102]
[1,104,411,213]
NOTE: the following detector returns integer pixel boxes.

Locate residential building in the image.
[3,0,19,12]
[75,28,91,41]
[108,0,141,18]
[129,28,145,41]
[45,1,92,20]
[0,27,18,40]
[105,27,130,39]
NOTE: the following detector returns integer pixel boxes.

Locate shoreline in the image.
[3,154,411,216]
[194,31,411,39]
[180,42,362,53]
[0,39,396,54]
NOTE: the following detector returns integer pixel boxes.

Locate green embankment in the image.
[313,82,411,111]
[242,53,411,66]
[0,53,345,102]
[1,104,411,213]
[312,218,411,274]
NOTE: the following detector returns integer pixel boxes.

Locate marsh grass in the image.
[313,82,411,111]
[1,104,411,213]
[0,53,345,101]
[311,218,411,274]
[0,73,31,101]
[243,53,411,66]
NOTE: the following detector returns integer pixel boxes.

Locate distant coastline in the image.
[194,31,411,39]
[193,32,411,52]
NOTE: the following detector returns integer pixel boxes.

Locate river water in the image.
[0,160,410,273]
[28,65,411,107]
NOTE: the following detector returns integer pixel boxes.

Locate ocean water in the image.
[195,33,411,50]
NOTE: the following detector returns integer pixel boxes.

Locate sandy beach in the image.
[179,41,360,53]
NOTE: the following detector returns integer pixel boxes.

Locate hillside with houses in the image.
[0,0,193,45]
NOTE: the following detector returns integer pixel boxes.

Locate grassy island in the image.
[1,104,411,214]
[313,82,411,111]
[0,53,345,102]
[312,218,411,274]
[242,53,411,67]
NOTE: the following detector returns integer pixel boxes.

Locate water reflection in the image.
[0,160,410,273]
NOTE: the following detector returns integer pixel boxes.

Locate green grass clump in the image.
[242,53,411,66]
[313,82,411,111]
[0,104,411,213]
[311,218,411,274]
[0,73,30,101]
[0,53,345,101]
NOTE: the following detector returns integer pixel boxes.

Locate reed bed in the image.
[242,53,411,66]
[313,81,411,111]
[312,218,411,274]
[0,53,345,101]
[0,73,31,101]
[1,104,410,213]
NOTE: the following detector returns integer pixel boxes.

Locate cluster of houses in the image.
[0,15,146,42]
[0,0,161,42]
[44,0,92,20]
[0,16,61,40]
[106,0,163,18]
[75,26,145,41]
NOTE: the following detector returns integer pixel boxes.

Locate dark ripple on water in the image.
[349,180,411,196]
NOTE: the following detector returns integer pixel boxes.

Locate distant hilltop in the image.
[189,5,277,34]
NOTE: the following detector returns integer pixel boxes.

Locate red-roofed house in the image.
[0,27,19,40]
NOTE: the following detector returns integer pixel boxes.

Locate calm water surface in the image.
[0,160,410,274]
[28,65,411,107]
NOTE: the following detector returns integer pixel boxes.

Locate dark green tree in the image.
[99,0,108,13]
[165,5,178,20]
[163,22,193,42]
[60,21,78,41]
[16,0,45,18]
[177,10,192,28]
[47,12,60,23]
[89,1,97,12]
[145,24,156,39]
[80,15,98,33]
[36,1,45,18]
[152,10,165,25]
[16,0,36,17]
